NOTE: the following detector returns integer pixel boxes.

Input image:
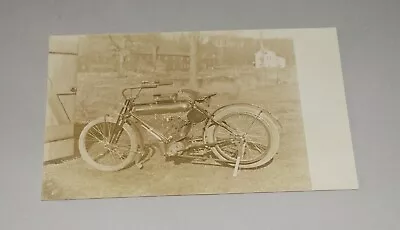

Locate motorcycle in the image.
[78,80,282,176]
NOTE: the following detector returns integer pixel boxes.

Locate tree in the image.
[189,32,200,88]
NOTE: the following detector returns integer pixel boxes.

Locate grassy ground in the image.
[41,66,312,200]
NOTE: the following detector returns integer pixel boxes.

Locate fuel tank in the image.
[133,100,192,115]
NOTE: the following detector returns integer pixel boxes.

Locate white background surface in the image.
[282,28,359,190]
[0,0,399,229]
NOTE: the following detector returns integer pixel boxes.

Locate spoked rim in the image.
[79,117,136,170]
[212,112,271,165]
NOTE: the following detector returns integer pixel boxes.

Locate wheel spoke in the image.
[107,122,111,140]
[217,120,242,135]
[247,141,268,153]
[86,135,101,143]
[93,150,109,161]
[88,130,105,143]
[81,119,135,169]
[215,130,234,140]
[107,148,120,163]
[245,134,266,139]
[115,144,132,149]
[102,121,106,140]
[244,110,263,135]
[93,125,108,141]
[212,111,271,164]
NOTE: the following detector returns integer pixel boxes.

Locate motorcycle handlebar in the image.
[141,80,173,87]
[122,80,174,99]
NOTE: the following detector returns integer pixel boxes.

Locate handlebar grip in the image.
[139,80,173,89]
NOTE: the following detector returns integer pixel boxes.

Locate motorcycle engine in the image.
[163,116,191,142]
[161,115,192,156]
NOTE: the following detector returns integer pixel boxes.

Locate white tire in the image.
[78,116,139,172]
[204,104,281,169]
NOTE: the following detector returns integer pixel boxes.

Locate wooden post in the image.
[189,33,199,88]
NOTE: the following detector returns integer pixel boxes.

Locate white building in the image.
[254,49,286,68]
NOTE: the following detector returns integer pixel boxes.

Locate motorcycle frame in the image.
[89,81,282,176]
[108,85,239,148]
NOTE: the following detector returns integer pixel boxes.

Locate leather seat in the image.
[180,89,216,101]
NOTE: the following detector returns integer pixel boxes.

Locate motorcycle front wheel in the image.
[203,104,281,169]
[78,116,140,172]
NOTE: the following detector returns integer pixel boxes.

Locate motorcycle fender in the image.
[207,103,283,133]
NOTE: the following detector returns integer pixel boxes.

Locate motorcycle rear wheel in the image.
[203,104,281,169]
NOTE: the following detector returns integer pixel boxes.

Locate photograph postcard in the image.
[41,27,358,200]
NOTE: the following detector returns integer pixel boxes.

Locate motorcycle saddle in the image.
[180,89,216,101]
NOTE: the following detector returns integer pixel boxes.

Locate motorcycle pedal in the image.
[135,162,143,169]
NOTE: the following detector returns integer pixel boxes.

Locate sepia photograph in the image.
[41,28,355,201]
